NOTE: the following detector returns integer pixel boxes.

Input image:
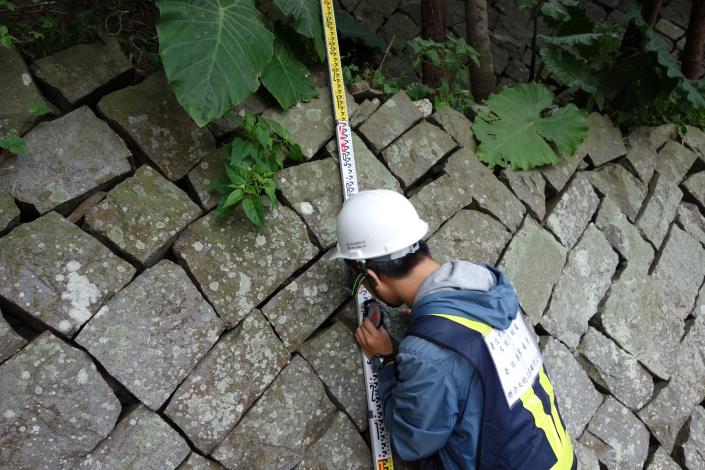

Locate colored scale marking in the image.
[319,0,394,467]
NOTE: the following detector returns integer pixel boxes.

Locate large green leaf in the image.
[273,0,325,60]
[474,83,588,170]
[335,9,384,49]
[261,40,319,109]
[156,0,274,127]
[539,47,598,94]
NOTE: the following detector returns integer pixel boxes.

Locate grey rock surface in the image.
[582,113,627,166]
[683,125,705,161]
[0,191,20,235]
[165,310,289,453]
[573,439,600,470]
[31,38,132,106]
[584,163,646,222]
[500,169,546,219]
[0,45,55,137]
[579,396,650,469]
[0,106,132,215]
[429,106,476,150]
[299,411,372,470]
[639,315,705,451]
[76,260,224,410]
[541,337,603,438]
[652,226,705,319]
[74,404,190,470]
[262,250,350,351]
[595,196,655,272]
[353,0,399,31]
[0,309,25,364]
[264,87,358,159]
[541,225,618,349]
[499,217,568,324]
[98,72,216,181]
[350,98,381,128]
[382,121,456,187]
[645,447,681,470]
[446,148,525,231]
[0,331,120,470]
[379,13,421,52]
[695,283,705,318]
[427,210,511,265]
[600,267,683,380]
[626,127,658,183]
[410,174,473,235]
[684,171,705,207]
[0,211,135,336]
[174,205,318,327]
[85,165,202,267]
[299,322,366,430]
[211,355,337,469]
[681,406,705,470]
[359,91,423,153]
[177,453,226,470]
[545,177,600,249]
[637,176,683,249]
[541,150,586,192]
[186,148,229,210]
[577,327,653,411]
[677,201,705,245]
[657,141,698,185]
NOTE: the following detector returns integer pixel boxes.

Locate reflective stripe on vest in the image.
[430,313,574,470]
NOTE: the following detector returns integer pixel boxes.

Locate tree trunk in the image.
[421,0,446,88]
[620,0,662,52]
[465,0,495,101]
[683,0,705,79]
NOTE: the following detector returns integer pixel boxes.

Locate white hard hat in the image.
[333,189,429,260]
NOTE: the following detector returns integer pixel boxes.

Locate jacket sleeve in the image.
[377,344,476,461]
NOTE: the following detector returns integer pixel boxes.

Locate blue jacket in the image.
[377,261,519,469]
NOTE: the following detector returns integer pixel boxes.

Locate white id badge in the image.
[483,312,542,408]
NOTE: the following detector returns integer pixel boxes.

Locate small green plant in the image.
[210,111,304,228]
[409,36,479,113]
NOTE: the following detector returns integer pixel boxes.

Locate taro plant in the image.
[210,111,304,228]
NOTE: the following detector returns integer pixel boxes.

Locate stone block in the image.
[352,0,400,31]
[573,438,600,470]
[299,322,367,431]
[74,405,190,470]
[0,106,132,215]
[595,196,654,271]
[446,148,525,231]
[652,226,705,319]
[379,13,421,52]
[639,316,705,450]
[429,106,477,150]
[541,225,618,349]
[76,260,224,410]
[678,201,705,245]
[685,171,705,208]
[546,176,600,249]
[0,211,135,336]
[636,175,682,249]
[657,141,698,186]
[177,453,225,469]
[600,267,683,380]
[500,169,546,220]
[350,98,381,128]
[582,113,627,167]
[359,91,423,153]
[577,327,653,410]
[626,126,659,183]
[98,72,216,181]
[584,163,647,222]
[541,149,587,193]
[541,337,603,438]
[427,210,511,265]
[262,250,350,351]
[499,217,567,324]
[31,38,132,108]
[174,205,318,327]
[0,191,20,236]
[0,308,25,364]
[211,356,337,469]
[683,125,705,161]
[85,165,202,267]
[655,18,685,41]
[695,283,705,319]
[646,447,681,469]
[680,406,705,470]
[0,331,120,470]
[410,174,473,236]
[299,412,372,470]
[382,121,456,187]
[186,148,229,210]
[579,396,650,469]
[0,45,56,137]
[165,310,289,453]
[264,87,358,160]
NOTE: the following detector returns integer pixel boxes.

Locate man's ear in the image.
[366,268,381,289]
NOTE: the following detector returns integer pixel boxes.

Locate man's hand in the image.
[355,317,394,359]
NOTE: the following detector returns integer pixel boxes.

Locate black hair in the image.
[345,240,432,280]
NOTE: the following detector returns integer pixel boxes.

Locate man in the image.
[333,189,575,469]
